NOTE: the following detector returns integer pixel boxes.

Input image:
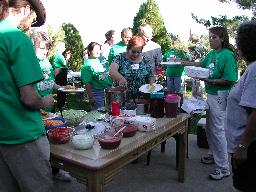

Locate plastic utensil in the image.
[113,126,126,137]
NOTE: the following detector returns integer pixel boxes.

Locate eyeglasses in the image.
[131,50,142,54]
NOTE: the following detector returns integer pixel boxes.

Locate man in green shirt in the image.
[0,1,54,191]
[108,27,133,63]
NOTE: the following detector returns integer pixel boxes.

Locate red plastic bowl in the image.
[47,127,72,144]
[114,124,138,137]
[98,134,122,149]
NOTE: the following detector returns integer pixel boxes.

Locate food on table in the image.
[114,124,138,137]
[98,133,122,149]
[47,127,72,144]
[147,84,156,92]
[72,134,94,150]
[85,124,95,130]
[40,109,49,118]
[65,85,76,90]
[59,109,87,126]
[43,119,64,127]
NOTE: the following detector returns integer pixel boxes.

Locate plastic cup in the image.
[165,94,180,118]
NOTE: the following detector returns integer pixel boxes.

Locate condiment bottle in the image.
[150,92,164,118]
[164,94,180,118]
[111,101,120,116]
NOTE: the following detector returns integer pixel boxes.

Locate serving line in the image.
[50,113,190,192]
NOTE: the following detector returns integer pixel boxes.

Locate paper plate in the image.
[42,113,57,120]
[58,87,85,92]
[160,61,181,65]
[139,83,163,93]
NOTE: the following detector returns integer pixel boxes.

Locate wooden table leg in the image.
[177,130,187,182]
[87,170,104,192]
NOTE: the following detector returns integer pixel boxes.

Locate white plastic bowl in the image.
[71,135,94,150]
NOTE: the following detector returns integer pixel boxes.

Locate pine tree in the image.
[132,0,172,53]
[62,23,84,71]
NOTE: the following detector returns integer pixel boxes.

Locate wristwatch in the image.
[238,143,247,149]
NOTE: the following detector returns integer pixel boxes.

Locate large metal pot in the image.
[105,87,126,109]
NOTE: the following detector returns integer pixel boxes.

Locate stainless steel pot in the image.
[105,87,126,109]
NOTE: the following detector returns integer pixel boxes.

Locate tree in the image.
[191,14,250,39]
[218,0,256,14]
[132,0,172,53]
[46,26,65,59]
[62,23,84,71]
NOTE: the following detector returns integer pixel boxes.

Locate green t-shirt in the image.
[108,41,127,63]
[0,20,45,144]
[52,51,66,68]
[81,57,112,89]
[37,58,55,97]
[200,48,238,95]
[163,49,190,77]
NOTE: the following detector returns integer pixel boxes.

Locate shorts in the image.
[231,139,256,192]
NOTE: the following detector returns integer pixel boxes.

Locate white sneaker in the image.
[53,170,72,182]
[209,168,230,180]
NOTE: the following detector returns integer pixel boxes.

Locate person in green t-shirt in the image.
[181,26,238,180]
[30,30,72,182]
[81,42,112,109]
[51,41,68,108]
[0,1,54,191]
[162,48,190,94]
[108,27,133,63]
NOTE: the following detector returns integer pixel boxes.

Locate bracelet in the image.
[238,143,247,149]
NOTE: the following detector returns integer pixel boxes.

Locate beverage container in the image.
[164,94,180,118]
[150,92,164,118]
[111,101,120,116]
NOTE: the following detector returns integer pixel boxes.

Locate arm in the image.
[181,60,201,67]
[200,78,233,87]
[19,84,54,110]
[84,83,95,105]
[233,109,256,160]
[109,62,127,87]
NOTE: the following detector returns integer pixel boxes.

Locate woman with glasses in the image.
[181,26,238,180]
[109,35,154,100]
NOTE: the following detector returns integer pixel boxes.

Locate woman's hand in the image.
[88,97,96,106]
[42,95,55,109]
[119,77,128,88]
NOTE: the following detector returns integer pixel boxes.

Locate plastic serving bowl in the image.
[43,117,67,131]
[71,135,94,150]
[98,133,122,149]
[47,127,72,144]
[114,124,138,137]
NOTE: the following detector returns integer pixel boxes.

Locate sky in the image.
[39,0,253,46]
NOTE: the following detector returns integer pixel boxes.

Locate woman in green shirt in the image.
[182,26,238,180]
[81,42,112,109]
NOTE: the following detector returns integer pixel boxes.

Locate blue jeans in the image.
[167,76,182,94]
[92,89,105,109]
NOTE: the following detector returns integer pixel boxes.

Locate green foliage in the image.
[191,14,249,39]
[62,23,84,71]
[46,26,65,59]
[218,0,256,13]
[132,0,172,53]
